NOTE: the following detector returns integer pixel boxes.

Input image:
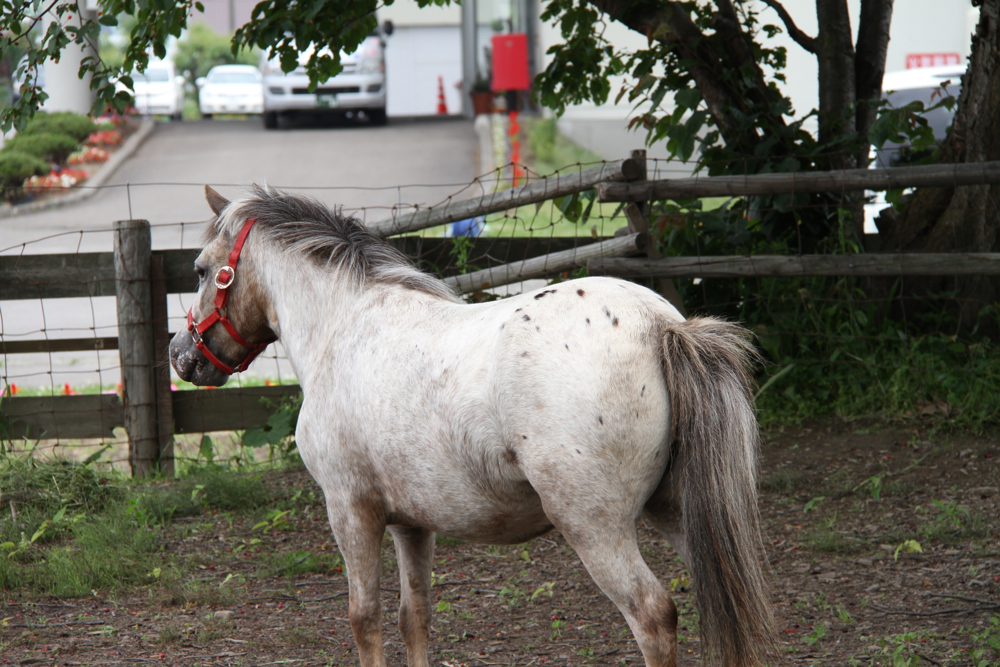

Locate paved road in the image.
[2,117,478,389]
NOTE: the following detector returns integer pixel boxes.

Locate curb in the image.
[0,116,158,220]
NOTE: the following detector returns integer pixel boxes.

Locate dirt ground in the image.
[2,421,998,667]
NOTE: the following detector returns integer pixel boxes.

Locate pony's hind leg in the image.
[388,525,435,667]
[553,517,679,667]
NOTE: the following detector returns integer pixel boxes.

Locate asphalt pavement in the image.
[1,116,478,389]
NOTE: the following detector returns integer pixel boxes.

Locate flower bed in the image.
[85,129,122,147]
[24,166,89,195]
[68,145,110,164]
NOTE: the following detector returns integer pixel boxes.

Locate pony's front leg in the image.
[388,525,435,667]
[331,506,388,667]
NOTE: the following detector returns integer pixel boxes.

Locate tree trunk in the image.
[815,0,857,161]
[870,0,1000,334]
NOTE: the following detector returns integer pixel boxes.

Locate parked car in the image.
[872,64,963,169]
[124,60,186,120]
[197,65,264,118]
[260,30,389,129]
[865,64,963,232]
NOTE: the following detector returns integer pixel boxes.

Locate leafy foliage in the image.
[0,151,49,194]
[3,131,79,163]
[174,22,259,84]
[21,110,98,142]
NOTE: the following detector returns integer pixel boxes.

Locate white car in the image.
[125,60,186,120]
[872,65,963,169]
[865,64,963,232]
[260,31,388,129]
[197,65,264,118]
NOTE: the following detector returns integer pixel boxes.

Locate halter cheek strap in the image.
[187,217,276,376]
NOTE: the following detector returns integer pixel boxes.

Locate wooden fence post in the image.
[114,220,158,477]
[625,149,687,316]
[150,254,175,476]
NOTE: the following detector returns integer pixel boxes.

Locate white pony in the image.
[170,185,773,667]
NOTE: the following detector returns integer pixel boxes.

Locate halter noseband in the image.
[187,216,275,376]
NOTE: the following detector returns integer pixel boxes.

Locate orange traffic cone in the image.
[436,76,448,115]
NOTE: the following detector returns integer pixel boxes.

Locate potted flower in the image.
[470,73,494,115]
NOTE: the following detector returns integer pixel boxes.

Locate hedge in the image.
[3,132,79,164]
[21,111,97,142]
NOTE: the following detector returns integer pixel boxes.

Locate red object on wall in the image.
[492,33,530,91]
[906,53,961,69]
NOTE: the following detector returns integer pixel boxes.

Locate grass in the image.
[0,454,305,597]
[759,467,800,494]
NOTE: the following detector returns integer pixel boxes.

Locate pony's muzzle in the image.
[169,330,232,387]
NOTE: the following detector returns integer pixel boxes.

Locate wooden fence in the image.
[3,157,1000,476]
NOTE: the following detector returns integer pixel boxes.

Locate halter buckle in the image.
[215,265,236,289]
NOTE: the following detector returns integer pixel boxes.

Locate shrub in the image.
[0,150,49,199]
[3,131,79,164]
[21,110,98,142]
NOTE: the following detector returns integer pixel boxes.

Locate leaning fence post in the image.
[626,149,686,316]
[114,219,159,477]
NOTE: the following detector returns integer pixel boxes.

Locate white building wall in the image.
[381,0,464,117]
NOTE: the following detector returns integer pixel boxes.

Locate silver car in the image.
[261,35,387,128]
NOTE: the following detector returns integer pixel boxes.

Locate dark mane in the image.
[211,184,458,301]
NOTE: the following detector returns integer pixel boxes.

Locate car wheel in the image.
[262,111,278,129]
[369,108,387,126]
[201,113,213,120]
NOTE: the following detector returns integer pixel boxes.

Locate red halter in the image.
[187,217,275,376]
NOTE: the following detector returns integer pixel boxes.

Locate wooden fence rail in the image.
[597,161,1000,202]
[588,253,1000,279]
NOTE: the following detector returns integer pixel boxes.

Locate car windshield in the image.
[131,68,171,83]
[209,71,260,84]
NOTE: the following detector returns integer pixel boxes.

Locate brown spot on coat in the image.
[598,416,604,425]
[577,289,585,296]
[522,314,531,322]
[503,447,518,464]
[533,289,557,300]
[612,317,619,327]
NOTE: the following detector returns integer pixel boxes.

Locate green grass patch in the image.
[0,455,294,597]
[759,467,800,494]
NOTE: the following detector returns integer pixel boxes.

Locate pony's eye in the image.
[195,265,206,281]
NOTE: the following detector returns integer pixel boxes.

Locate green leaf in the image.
[199,435,216,463]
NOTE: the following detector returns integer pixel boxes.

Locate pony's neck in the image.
[251,244,445,390]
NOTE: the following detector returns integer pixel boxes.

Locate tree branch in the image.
[760,0,817,53]
[586,0,761,153]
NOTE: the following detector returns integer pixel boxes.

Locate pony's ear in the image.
[205,186,230,217]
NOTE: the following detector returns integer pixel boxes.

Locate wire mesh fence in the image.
[2,149,999,473]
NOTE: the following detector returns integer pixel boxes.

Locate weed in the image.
[498,584,526,608]
[804,622,827,646]
[918,500,990,541]
[759,468,800,494]
[526,582,554,602]
[262,550,343,579]
[550,619,566,640]
[893,539,923,561]
[803,496,826,512]
[967,616,1000,667]
[835,605,853,624]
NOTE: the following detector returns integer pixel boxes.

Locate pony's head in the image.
[170,184,458,386]
[169,186,277,387]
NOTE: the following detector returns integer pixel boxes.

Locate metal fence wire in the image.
[2,151,998,474]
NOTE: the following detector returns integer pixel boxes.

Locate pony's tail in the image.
[660,317,773,667]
